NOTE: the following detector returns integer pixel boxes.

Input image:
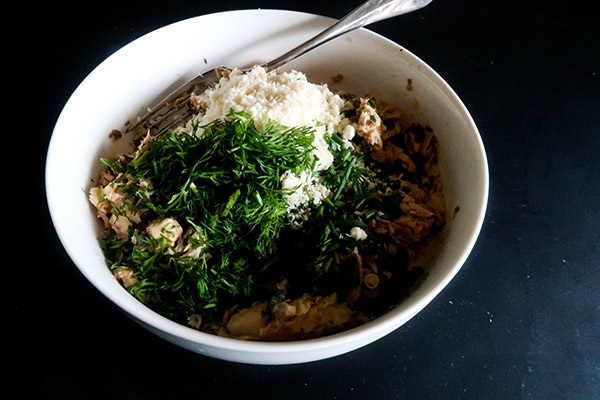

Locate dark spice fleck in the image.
[108,129,122,141]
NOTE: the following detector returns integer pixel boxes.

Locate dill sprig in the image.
[260,131,376,297]
[305,133,372,272]
[99,110,316,321]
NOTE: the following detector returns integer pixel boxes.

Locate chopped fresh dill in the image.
[99,110,318,321]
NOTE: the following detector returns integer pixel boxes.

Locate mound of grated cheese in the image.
[188,66,353,214]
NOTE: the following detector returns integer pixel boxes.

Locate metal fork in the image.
[127,0,433,135]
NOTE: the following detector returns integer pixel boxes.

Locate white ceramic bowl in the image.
[46,9,488,364]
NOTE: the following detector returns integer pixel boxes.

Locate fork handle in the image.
[262,0,432,71]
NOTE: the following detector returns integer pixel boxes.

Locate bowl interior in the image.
[46,9,487,364]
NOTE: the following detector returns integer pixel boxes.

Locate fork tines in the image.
[126,68,225,138]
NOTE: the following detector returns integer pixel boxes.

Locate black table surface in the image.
[7,0,600,398]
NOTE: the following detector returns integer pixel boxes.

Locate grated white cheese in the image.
[188,66,354,214]
[195,67,344,132]
[281,170,330,211]
[342,124,356,140]
[350,227,368,241]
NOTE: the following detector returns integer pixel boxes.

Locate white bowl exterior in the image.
[46,9,488,364]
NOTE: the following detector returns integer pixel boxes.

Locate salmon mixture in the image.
[88,67,445,341]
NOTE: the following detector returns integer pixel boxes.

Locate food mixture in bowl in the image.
[88,66,445,341]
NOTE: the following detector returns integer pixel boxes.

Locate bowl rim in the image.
[45,8,489,359]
